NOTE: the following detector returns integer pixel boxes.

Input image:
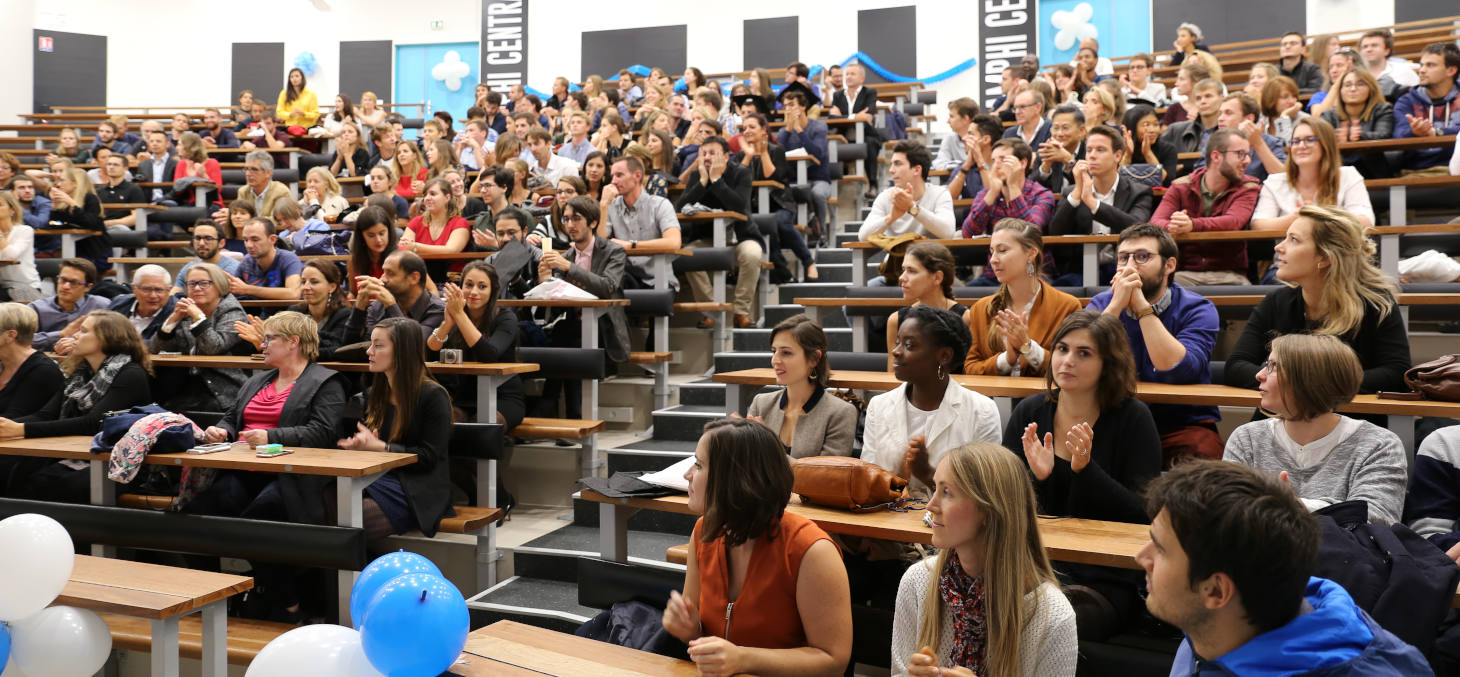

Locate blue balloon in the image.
[360,573,468,677]
[350,552,442,628]
[0,621,9,669]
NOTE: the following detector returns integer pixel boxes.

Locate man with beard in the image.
[1087,225,1221,465]
[346,250,445,341]
[171,221,241,294]
[1150,128,1260,286]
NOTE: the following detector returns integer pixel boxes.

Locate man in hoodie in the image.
[1395,42,1460,172]
[1137,460,1429,676]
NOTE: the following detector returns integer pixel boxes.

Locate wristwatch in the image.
[631,241,638,249]
[909,204,921,217]
[1018,340,1033,357]
[1134,305,1157,320]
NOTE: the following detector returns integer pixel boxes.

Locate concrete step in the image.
[677,380,725,406]
[650,404,725,441]
[733,326,853,352]
[571,495,699,534]
[467,577,598,634]
[712,351,772,373]
[811,262,852,283]
[814,247,851,264]
[778,282,849,304]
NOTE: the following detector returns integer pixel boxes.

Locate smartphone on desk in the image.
[187,443,233,455]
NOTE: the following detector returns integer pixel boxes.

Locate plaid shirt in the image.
[963,179,1056,236]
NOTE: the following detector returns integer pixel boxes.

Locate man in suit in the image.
[1049,125,1155,281]
[108,264,177,343]
[212,150,290,226]
[537,195,630,418]
[675,136,757,328]
[831,62,884,196]
[1003,89,1051,149]
[132,130,178,206]
[1031,105,1088,195]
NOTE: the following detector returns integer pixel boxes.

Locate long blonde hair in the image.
[62,168,95,203]
[1297,204,1397,337]
[915,442,1056,677]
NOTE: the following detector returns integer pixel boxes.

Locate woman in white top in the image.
[0,191,41,302]
[891,441,1077,677]
[354,91,387,129]
[302,166,350,222]
[862,305,1000,497]
[1252,117,1373,232]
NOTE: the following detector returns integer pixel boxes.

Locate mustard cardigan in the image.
[964,282,1082,375]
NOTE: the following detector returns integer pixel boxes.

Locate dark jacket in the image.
[832,87,884,143]
[435,308,524,424]
[734,143,796,214]
[287,304,351,361]
[378,382,455,537]
[1047,175,1154,236]
[1280,59,1325,95]
[0,351,64,419]
[345,288,446,343]
[1159,117,1208,159]
[132,156,179,195]
[1393,84,1460,169]
[677,163,755,242]
[1322,103,1397,178]
[109,294,178,342]
[1224,285,1410,394]
[214,362,349,448]
[16,361,152,438]
[557,236,631,363]
[1029,139,1086,195]
[1003,119,1052,149]
[150,294,250,406]
[1149,167,1261,274]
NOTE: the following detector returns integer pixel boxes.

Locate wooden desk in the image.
[453,620,699,676]
[63,554,252,677]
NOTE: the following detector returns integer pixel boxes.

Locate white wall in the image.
[0,0,36,126]
[1305,0,1395,37]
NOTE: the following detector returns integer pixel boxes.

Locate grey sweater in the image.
[1223,417,1408,525]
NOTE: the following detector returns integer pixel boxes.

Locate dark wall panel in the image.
[582,25,686,81]
[1396,2,1458,23]
[33,30,106,114]
[339,41,393,103]
[858,6,916,85]
[232,43,285,108]
[1152,2,1304,50]
[744,17,799,71]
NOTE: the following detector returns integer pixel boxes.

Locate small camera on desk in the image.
[440,349,463,364]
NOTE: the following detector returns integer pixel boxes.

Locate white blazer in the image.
[860,378,1002,495]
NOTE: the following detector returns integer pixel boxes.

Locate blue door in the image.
[395,42,479,139]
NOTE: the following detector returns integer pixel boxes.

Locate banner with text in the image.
[481,1,528,94]
[978,0,1038,110]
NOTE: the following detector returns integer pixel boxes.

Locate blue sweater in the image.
[1169,577,1430,676]
[1394,80,1460,170]
[1086,284,1219,427]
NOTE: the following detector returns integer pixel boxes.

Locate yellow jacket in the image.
[275,88,319,128]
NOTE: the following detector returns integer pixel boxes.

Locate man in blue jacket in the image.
[1138,460,1430,676]
[1394,42,1460,171]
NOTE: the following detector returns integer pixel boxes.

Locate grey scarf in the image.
[62,354,133,417]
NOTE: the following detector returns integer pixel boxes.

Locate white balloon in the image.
[4,653,33,676]
[10,606,110,677]
[245,624,385,677]
[432,50,472,93]
[0,514,75,622]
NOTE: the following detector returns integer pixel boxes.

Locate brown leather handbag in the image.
[1404,355,1460,402]
[791,456,907,512]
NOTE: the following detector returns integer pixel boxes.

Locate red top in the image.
[173,158,224,207]
[407,214,470,272]
[241,381,293,432]
[395,167,428,198]
[693,511,834,650]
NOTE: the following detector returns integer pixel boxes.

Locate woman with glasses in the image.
[1309,48,1360,117]
[1252,117,1373,243]
[1319,68,1395,179]
[151,263,248,411]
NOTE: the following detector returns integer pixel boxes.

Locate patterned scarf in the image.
[938,550,988,672]
[62,354,133,418]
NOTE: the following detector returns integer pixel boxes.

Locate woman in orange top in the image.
[662,418,852,676]
[964,219,1082,375]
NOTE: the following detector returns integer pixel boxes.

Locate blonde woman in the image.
[174,131,223,207]
[47,167,108,268]
[355,91,387,129]
[892,441,1077,677]
[1252,117,1372,234]
[1226,205,1408,394]
[302,166,349,221]
[1244,63,1281,101]
[391,140,427,198]
[0,192,41,301]
[49,127,90,164]
[1081,87,1120,130]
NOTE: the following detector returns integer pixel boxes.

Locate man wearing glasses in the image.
[1192,94,1287,182]
[1002,90,1051,149]
[170,221,240,295]
[211,150,290,227]
[108,264,177,342]
[1088,225,1222,465]
[1151,128,1261,287]
[29,258,109,353]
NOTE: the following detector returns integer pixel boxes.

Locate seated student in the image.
[1224,334,1407,525]
[48,127,91,164]
[1259,77,1309,145]
[422,138,457,185]
[1031,105,1088,195]
[963,139,1055,245]
[348,250,445,342]
[1121,53,1167,105]
[1407,425,1460,556]
[735,113,816,282]
[30,258,109,353]
[327,121,369,178]
[945,114,1003,202]
[490,204,546,297]
[171,132,223,209]
[171,222,241,295]
[152,263,248,411]
[865,306,1001,496]
[892,441,1078,677]
[1150,129,1261,287]
[1004,90,1052,148]
[301,166,349,222]
[1252,117,1374,276]
[593,112,632,164]
[1394,43,1460,173]
[858,140,957,246]
[1190,94,1288,181]
[1082,85,1122,131]
[366,164,410,219]
[213,151,290,228]
[275,68,318,128]
[272,197,329,250]
[400,178,470,285]
[661,417,852,677]
[0,191,40,302]
[1122,104,1178,186]
[1048,125,1155,279]
[0,303,64,419]
[10,176,51,232]
[641,130,680,198]
[745,315,857,458]
[237,259,351,362]
[391,140,428,199]
[1320,68,1396,179]
[932,98,982,171]
[964,220,1083,375]
[367,123,397,170]
[579,151,610,205]
[90,120,132,158]
[197,108,238,148]
[427,261,526,428]
[131,130,177,205]
[601,156,683,289]
[1159,77,1223,168]
[443,168,486,222]
[1226,205,1409,395]
[523,127,579,185]
[676,136,760,329]
[775,89,833,233]
[96,153,148,235]
[109,265,177,343]
[1277,31,1325,94]
[228,217,304,301]
[239,111,291,153]
[1139,461,1428,675]
[883,243,969,372]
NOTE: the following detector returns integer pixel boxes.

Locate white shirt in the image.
[857,183,956,240]
[148,153,171,201]
[1252,166,1375,225]
[1449,134,1460,176]
[861,378,1002,496]
[1124,80,1168,105]
[0,225,40,290]
[532,153,581,185]
[1379,57,1420,88]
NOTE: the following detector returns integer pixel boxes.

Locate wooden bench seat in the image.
[118,494,174,510]
[667,543,688,565]
[437,505,506,534]
[511,417,605,439]
[674,301,733,312]
[101,612,291,666]
[628,351,673,364]
[149,240,193,249]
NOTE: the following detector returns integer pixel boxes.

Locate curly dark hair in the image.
[903,305,973,376]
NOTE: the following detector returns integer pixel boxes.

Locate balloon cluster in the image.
[0,514,112,677]
[293,51,320,77]
[245,552,468,677]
